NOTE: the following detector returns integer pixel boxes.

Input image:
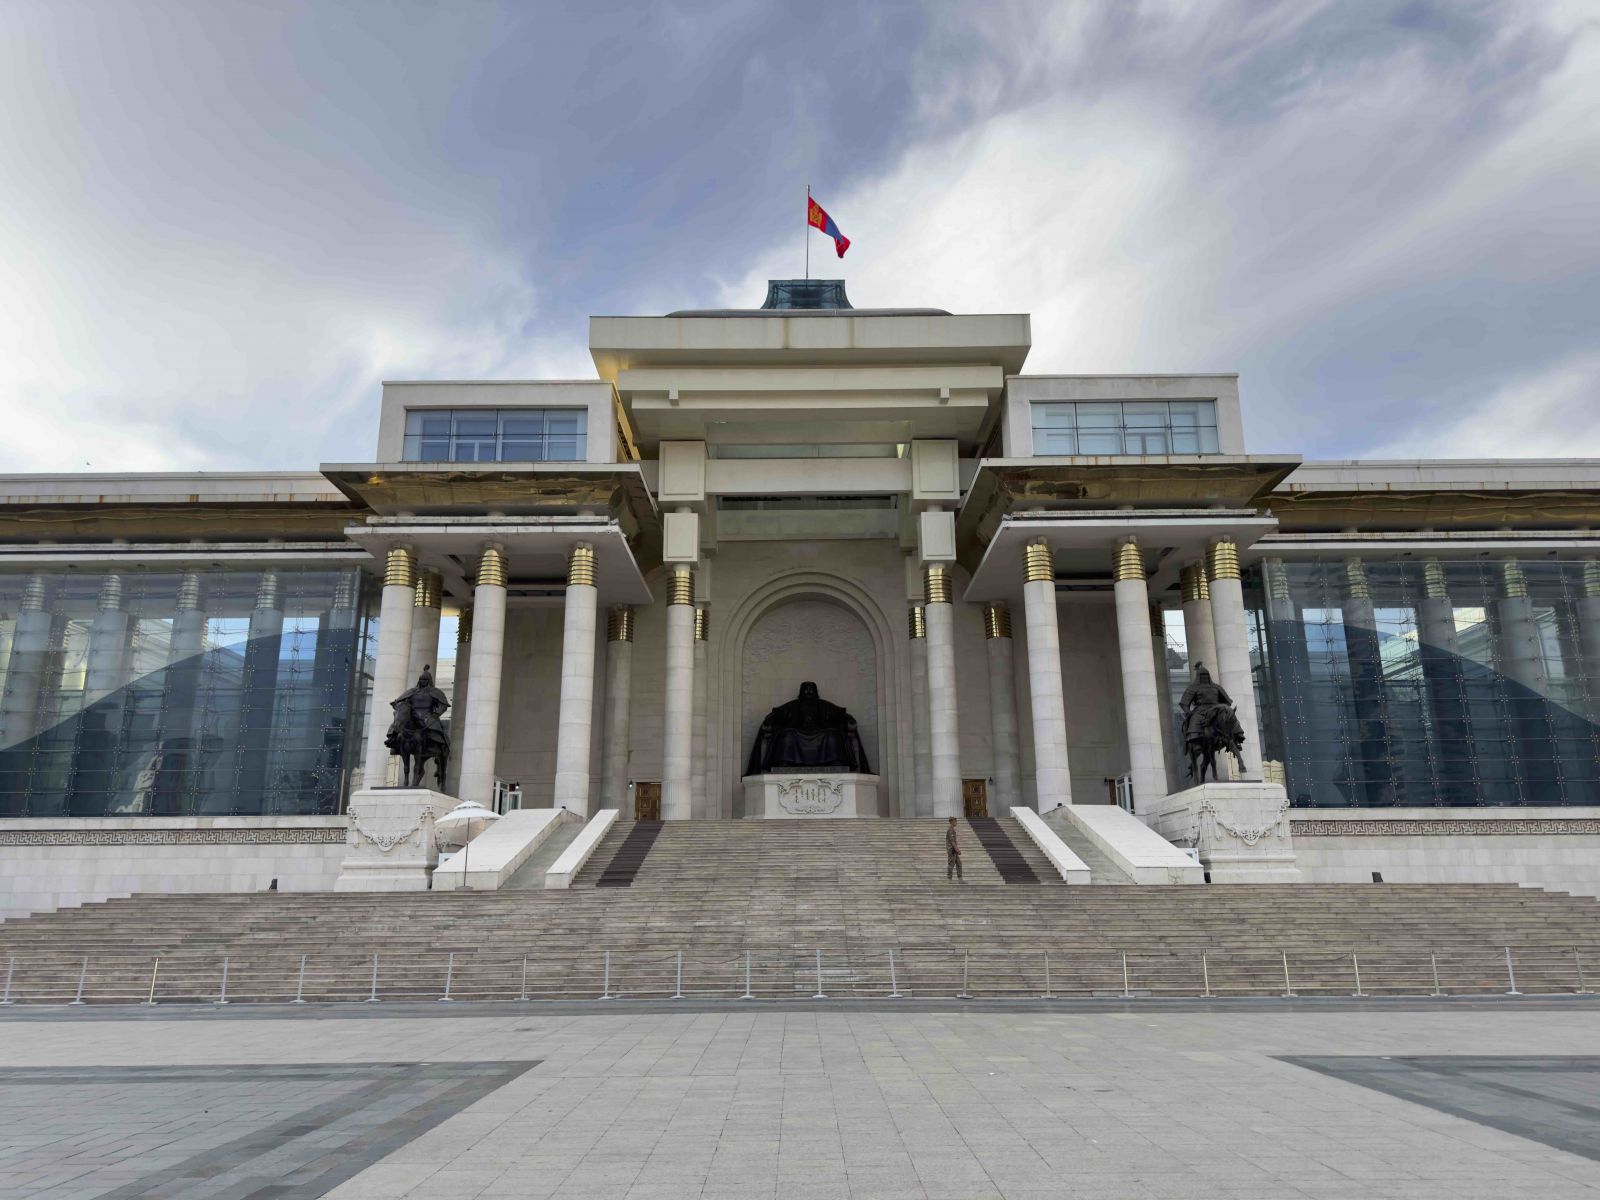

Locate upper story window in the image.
[402,409,586,463]
[1031,400,1218,456]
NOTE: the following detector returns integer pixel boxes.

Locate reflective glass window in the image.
[402,408,587,462]
[1030,400,1219,456]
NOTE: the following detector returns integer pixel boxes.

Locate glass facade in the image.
[0,568,374,817]
[402,408,587,462]
[1032,400,1219,455]
[1247,556,1600,808]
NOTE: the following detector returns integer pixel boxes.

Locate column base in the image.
[1140,782,1301,883]
[334,787,455,892]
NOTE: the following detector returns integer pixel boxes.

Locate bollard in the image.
[673,951,684,1001]
[958,951,970,1000]
[292,954,307,1005]
[1576,948,1590,995]
[1121,952,1131,1000]
[1431,951,1443,997]
[813,949,826,1000]
[1281,951,1294,998]
[146,959,161,1006]
[741,950,753,1001]
[1,954,15,1006]
[600,950,613,1001]
[1352,953,1365,998]
[366,952,380,1003]
[1504,946,1521,996]
[216,956,230,1006]
[519,957,529,1002]
[70,956,89,1006]
[440,952,455,1002]
[1201,952,1211,998]
[888,949,901,999]
[1043,952,1053,1000]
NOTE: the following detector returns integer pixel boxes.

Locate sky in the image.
[1,0,1596,473]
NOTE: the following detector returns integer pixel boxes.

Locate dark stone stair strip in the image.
[595,822,663,888]
[967,818,1040,884]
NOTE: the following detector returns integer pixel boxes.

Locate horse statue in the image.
[384,665,451,790]
[1181,664,1246,784]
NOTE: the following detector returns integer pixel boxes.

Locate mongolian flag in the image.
[807,195,850,258]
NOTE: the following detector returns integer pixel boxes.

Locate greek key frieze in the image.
[0,827,347,847]
[1290,818,1600,837]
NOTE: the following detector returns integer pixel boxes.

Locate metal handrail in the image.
[0,943,1595,1006]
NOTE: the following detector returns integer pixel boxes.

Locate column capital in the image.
[384,545,417,590]
[567,542,597,588]
[456,606,473,646]
[1263,556,1291,602]
[667,565,696,605]
[694,604,709,641]
[1023,540,1053,584]
[255,571,281,610]
[1180,562,1209,602]
[607,605,635,642]
[908,604,926,639]
[1585,558,1600,600]
[1205,537,1240,582]
[176,572,203,611]
[983,602,1012,639]
[413,569,442,610]
[1423,558,1449,599]
[97,573,124,612]
[1501,559,1529,599]
[1345,556,1371,599]
[475,543,507,589]
[924,564,952,605]
[1112,539,1144,582]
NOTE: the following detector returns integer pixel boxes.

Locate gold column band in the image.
[1502,560,1528,599]
[1585,559,1600,600]
[1024,541,1053,584]
[924,564,951,605]
[176,573,202,612]
[1206,538,1240,582]
[1179,564,1209,603]
[667,566,695,605]
[908,605,926,639]
[607,606,634,642]
[413,570,442,610]
[567,543,597,588]
[456,607,473,646]
[1264,557,1290,603]
[694,605,709,641]
[983,603,1012,639]
[98,574,124,612]
[1112,540,1143,582]
[1345,558,1371,601]
[384,546,417,589]
[1424,559,1449,600]
[255,571,280,611]
[22,575,46,611]
[475,545,507,589]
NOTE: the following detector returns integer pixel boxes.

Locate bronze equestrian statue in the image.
[385,665,451,789]
[746,681,872,774]
[1181,664,1246,784]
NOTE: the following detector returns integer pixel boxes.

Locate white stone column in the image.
[1497,560,1549,695]
[1417,560,1460,656]
[445,606,471,796]
[1207,537,1263,776]
[1022,540,1072,810]
[456,544,507,806]
[83,574,131,708]
[691,605,709,817]
[984,602,1023,810]
[1180,563,1219,683]
[1112,538,1170,809]
[361,548,417,788]
[552,544,599,815]
[407,571,442,683]
[908,606,933,817]
[662,566,696,820]
[923,565,962,817]
[1579,560,1600,722]
[598,606,634,810]
[0,575,51,749]
[238,571,285,809]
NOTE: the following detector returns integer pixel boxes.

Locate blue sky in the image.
[1,0,1596,472]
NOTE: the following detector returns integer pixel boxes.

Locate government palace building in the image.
[4,278,1600,915]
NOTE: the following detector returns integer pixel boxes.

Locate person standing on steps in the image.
[946,816,963,882]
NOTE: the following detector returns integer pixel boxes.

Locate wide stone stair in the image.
[1,818,1597,1004]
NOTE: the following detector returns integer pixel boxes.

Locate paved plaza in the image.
[4,1002,1600,1198]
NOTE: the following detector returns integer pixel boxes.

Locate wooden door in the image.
[962,779,988,819]
[634,782,661,822]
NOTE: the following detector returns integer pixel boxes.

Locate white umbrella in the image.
[435,800,500,890]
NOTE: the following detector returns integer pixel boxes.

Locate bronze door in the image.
[634,782,661,821]
[962,779,988,819]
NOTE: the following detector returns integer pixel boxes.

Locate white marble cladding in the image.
[743,774,881,819]
[1143,783,1300,883]
[0,816,347,920]
[335,788,451,892]
[1289,806,1600,898]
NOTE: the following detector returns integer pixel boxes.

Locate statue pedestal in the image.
[1141,782,1301,883]
[334,787,454,891]
[742,774,881,819]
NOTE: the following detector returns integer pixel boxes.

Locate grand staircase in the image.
[1,817,1597,1004]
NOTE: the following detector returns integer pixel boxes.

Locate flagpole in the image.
[805,183,810,280]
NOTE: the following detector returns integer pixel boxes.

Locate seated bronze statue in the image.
[746,681,872,775]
